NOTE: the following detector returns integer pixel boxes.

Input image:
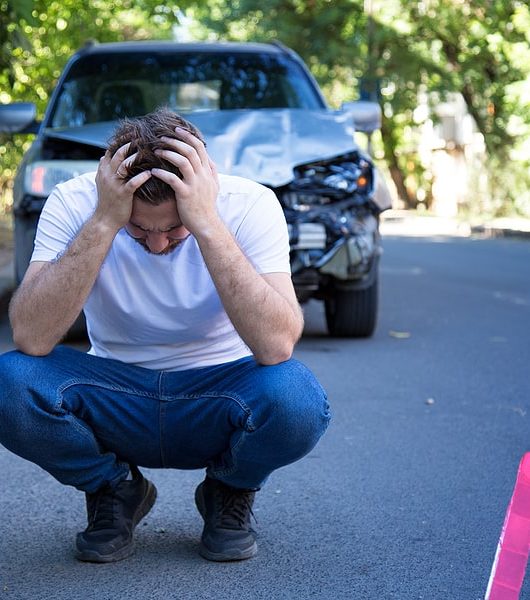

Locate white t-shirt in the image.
[31,172,291,371]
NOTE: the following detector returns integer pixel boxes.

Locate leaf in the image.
[389,330,411,339]
[8,0,37,25]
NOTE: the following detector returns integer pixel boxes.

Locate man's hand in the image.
[151,128,220,236]
[151,128,301,365]
[95,143,152,232]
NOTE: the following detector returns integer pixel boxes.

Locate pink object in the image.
[485,453,530,599]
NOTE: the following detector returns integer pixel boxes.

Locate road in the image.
[0,234,529,600]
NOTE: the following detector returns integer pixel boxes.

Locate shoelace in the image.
[87,487,119,530]
[214,487,256,529]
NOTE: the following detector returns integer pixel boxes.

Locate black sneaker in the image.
[75,465,157,563]
[195,477,257,562]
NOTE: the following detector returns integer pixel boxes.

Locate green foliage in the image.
[1,0,529,217]
[192,0,530,214]
[193,0,367,103]
[0,0,187,210]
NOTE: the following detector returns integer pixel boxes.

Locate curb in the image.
[381,211,530,241]
[470,225,530,240]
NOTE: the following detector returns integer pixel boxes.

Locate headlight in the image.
[24,160,99,197]
[283,154,373,209]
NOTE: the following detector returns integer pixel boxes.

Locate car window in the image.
[49,51,324,128]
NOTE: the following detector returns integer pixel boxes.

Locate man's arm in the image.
[10,219,118,355]
[152,130,303,365]
[194,225,303,365]
[10,145,150,356]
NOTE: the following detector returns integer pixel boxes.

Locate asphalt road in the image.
[0,234,529,600]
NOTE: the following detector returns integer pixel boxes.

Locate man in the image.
[0,108,330,563]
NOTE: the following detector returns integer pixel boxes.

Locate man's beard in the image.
[133,237,186,255]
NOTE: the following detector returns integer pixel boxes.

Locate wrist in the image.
[191,214,228,245]
[89,212,123,238]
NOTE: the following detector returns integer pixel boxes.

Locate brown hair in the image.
[107,107,205,205]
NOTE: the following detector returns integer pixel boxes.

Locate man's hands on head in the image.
[10,119,302,360]
[147,129,302,365]
[96,130,219,238]
[94,143,152,232]
[151,128,220,237]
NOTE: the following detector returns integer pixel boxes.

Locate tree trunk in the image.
[388,163,416,209]
[381,120,416,208]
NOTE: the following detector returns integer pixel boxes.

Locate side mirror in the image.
[341,100,382,133]
[0,102,38,134]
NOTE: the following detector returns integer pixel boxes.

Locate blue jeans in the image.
[0,347,330,493]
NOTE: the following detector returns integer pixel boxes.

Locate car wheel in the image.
[14,213,39,284]
[325,277,378,338]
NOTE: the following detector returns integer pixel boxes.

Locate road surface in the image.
[0,234,529,599]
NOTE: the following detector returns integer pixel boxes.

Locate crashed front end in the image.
[276,151,383,303]
[182,107,390,311]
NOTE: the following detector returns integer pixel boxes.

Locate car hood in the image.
[44,109,359,187]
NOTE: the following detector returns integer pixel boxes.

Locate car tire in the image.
[67,312,88,341]
[325,277,378,338]
[14,213,39,284]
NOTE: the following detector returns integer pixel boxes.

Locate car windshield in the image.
[49,50,324,128]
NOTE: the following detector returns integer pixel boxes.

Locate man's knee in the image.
[0,346,73,391]
[0,350,35,394]
[0,350,58,427]
[254,359,331,454]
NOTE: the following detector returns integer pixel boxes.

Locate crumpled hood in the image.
[186,109,358,187]
[44,109,359,187]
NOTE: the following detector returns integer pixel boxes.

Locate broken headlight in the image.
[281,152,373,210]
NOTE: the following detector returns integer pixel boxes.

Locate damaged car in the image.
[0,40,391,337]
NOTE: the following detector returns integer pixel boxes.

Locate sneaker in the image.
[75,465,157,563]
[195,477,257,562]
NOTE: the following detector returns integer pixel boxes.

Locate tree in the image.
[191,0,530,213]
[0,0,188,207]
[0,0,35,85]
[407,0,530,214]
[2,0,529,216]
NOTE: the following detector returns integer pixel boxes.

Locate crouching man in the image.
[0,108,330,563]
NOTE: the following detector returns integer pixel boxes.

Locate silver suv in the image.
[0,40,389,336]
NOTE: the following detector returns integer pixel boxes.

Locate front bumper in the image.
[288,212,380,299]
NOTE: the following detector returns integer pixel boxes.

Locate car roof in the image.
[76,40,286,56]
